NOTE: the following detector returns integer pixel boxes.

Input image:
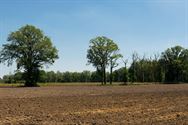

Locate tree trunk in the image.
[103,66,106,85]
[24,67,39,87]
[110,66,113,84]
[101,70,104,85]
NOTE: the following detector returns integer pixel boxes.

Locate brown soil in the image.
[0,84,187,125]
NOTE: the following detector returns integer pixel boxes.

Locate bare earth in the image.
[0,84,187,125]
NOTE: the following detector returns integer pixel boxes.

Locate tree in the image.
[3,74,14,83]
[90,71,102,82]
[80,70,91,82]
[38,70,47,83]
[182,49,188,82]
[121,59,129,83]
[0,78,3,83]
[129,52,139,82]
[0,25,58,87]
[160,46,188,83]
[113,67,128,83]
[109,52,122,84]
[14,71,23,83]
[46,71,56,82]
[63,71,72,82]
[87,36,121,85]
[56,71,64,82]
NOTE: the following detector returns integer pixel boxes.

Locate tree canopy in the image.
[87,36,122,84]
[160,46,188,82]
[0,25,58,86]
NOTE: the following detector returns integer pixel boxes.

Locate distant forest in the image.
[1,45,188,84]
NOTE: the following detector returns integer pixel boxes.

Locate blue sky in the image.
[0,0,188,77]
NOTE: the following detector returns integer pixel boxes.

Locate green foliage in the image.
[90,71,102,82]
[113,67,128,83]
[0,78,3,83]
[129,55,162,82]
[160,46,188,83]
[109,50,123,84]
[127,45,188,83]
[3,75,14,83]
[2,71,23,83]
[80,71,91,82]
[38,70,47,83]
[87,36,122,85]
[46,71,57,82]
[128,52,139,82]
[0,25,58,86]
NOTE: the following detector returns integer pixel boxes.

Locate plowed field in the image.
[0,84,187,125]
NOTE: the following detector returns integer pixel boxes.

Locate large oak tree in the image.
[0,25,58,87]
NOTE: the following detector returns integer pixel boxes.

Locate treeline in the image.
[2,70,104,83]
[1,46,188,84]
[128,46,188,83]
[0,78,3,83]
[1,70,128,83]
